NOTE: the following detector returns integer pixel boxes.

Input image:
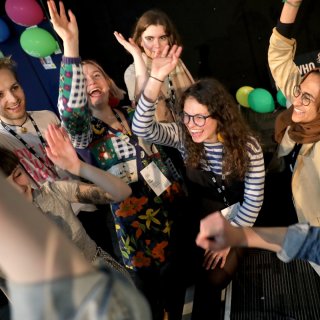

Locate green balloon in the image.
[276,90,287,108]
[248,88,275,113]
[236,86,254,108]
[20,27,57,58]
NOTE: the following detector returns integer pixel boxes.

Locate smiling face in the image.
[183,97,218,143]
[7,166,33,202]
[0,69,26,125]
[292,73,320,123]
[82,63,110,110]
[140,24,169,59]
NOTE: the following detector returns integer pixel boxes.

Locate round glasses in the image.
[293,85,315,106]
[182,112,212,127]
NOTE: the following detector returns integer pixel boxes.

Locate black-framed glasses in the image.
[293,85,315,106]
[182,112,212,127]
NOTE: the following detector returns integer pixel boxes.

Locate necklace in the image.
[0,114,29,133]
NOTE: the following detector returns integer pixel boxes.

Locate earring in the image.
[217,132,224,143]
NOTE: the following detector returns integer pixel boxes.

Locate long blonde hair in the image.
[81,59,125,101]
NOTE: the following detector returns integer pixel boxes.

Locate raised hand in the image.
[47,0,79,56]
[114,32,142,58]
[150,45,183,81]
[45,124,81,175]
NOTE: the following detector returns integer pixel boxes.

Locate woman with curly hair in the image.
[132,45,265,319]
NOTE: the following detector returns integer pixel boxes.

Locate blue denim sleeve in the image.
[277,223,320,265]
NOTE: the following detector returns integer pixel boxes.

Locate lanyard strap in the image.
[211,173,230,207]
[0,114,59,178]
[111,109,146,174]
[289,143,302,173]
[166,75,176,109]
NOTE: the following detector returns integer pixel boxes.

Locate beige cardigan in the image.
[268,28,320,226]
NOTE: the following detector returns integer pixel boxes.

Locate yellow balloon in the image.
[236,86,254,108]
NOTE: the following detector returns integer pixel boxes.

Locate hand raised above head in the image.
[47,0,78,43]
[150,45,183,81]
[45,124,81,175]
[114,32,142,57]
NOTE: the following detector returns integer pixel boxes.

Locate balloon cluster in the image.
[235,86,287,113]
[3,0,57,58]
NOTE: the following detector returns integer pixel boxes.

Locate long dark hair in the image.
[176,78,256,180]
[0,147,19,177]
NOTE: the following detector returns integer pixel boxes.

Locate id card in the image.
[140,162,171,196]
[107,159,138,184]
[221,202,239,220]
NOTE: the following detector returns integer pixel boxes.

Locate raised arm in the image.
[45,124,132,203]
[268,0,302,102]
[48,0,92,148]
[132,45,183,149]
[114,32,148,101]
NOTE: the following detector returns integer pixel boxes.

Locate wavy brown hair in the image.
[132,9,181,50]
[176,78,256,181]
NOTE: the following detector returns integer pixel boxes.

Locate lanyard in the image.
[111,109,146,173]
[166,75,176,109]
[211,173,230,207]
[289,143,302,173]
[0,114,59,179]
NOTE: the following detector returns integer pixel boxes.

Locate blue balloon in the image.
[0,18,10,43]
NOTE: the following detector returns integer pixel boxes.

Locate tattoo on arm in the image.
[76,185,114,204]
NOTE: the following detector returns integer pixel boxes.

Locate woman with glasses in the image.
[132,46,265,319]
[268,0,320,228]
[268,0,320,275]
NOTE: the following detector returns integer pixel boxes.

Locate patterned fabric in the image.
[58,57,185,270]
[133,93,265,227]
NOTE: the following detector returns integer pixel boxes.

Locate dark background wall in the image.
[0,0,320,111]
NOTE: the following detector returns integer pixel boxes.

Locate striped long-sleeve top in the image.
[132,93,265,227]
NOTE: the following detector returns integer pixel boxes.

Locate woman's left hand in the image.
[45,124,81,175]
[151,45,182,80]
[203,247,231,270]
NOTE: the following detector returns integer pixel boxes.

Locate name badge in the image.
[140,162,171,196]
[107,159,138,184]
[221,202,239,220]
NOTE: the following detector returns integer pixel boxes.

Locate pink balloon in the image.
[5,0,44,27]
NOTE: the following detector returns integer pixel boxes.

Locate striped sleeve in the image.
[58,56,92,149]
[232,137,265,227]
[132,93,182,150]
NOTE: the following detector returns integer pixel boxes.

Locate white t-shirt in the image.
[0,110,72,186]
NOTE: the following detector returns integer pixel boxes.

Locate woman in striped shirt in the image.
[132,45,265,319]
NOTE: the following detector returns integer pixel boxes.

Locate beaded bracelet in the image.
[149,75,164,83]
[282,0,302,8]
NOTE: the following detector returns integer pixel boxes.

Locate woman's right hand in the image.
[114,32,142,58]
[47,0,79,56]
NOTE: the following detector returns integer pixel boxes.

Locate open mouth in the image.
[88,88,102,97]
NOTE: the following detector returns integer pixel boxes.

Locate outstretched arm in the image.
[268,0,303,101]
[47,0,79,57]
[48,0,92,148]
[45,124,132,203]
[279,0,301,24]
[196,212,286,253]
[114,32,148,101]
[196,211,320,265]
